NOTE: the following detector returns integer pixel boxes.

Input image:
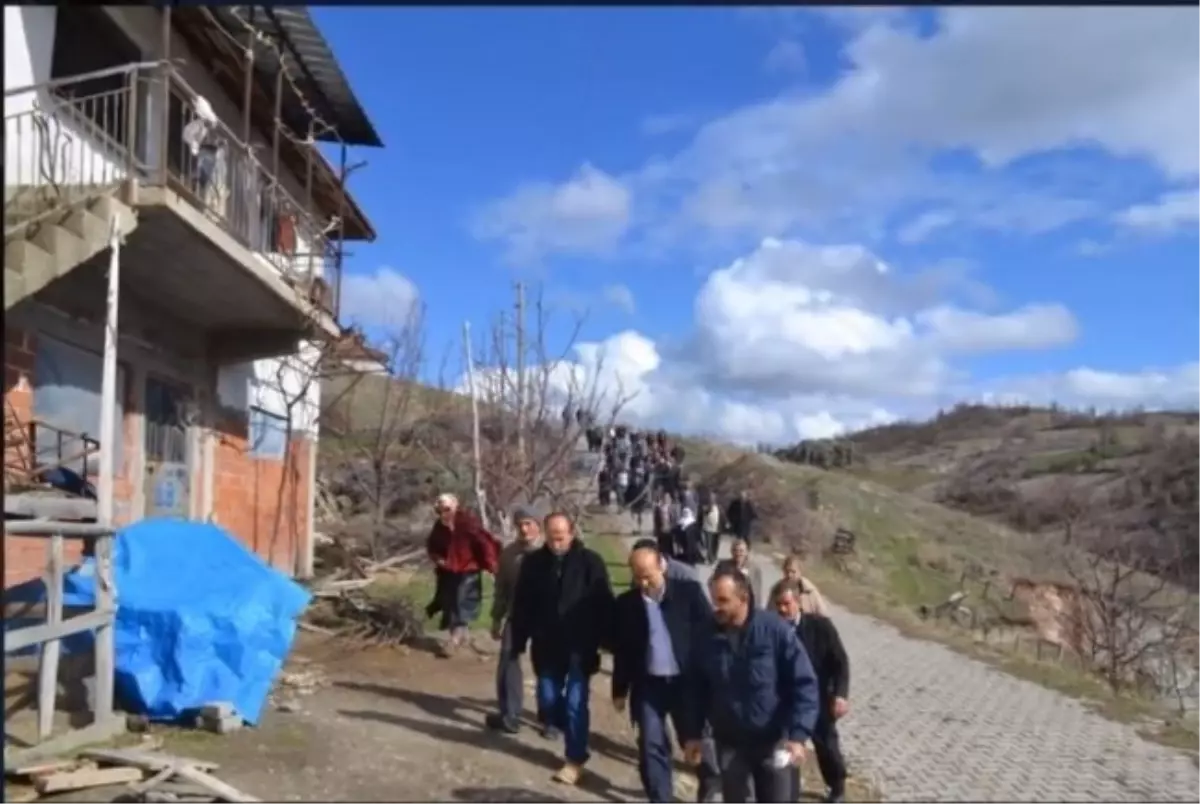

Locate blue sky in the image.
[315,6,1198,444]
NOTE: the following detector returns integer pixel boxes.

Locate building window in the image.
[248,407,289,460]
[33,335,125,475]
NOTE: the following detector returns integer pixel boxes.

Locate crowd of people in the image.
[425,491,852,804]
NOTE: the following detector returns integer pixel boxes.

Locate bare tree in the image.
[464,285,635,536]
[1053,521,1197,696]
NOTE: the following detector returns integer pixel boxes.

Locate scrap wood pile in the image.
[302,541,429,647]
[5,741,258,803]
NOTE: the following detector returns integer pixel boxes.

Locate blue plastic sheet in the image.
[3,518,311,725]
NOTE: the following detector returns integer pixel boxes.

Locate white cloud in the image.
[989,363,1200,411]
[602,283,637,314]
[470,164,632,264]
[1115,188,1200,234]
[339,267,420,331]
[481,8,1198,258]
[897,210,956,244]
[688,238,1077,399]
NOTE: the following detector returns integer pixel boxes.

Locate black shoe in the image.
[540,724,562,741]
[825,791,845,803]
[484,713,520,734]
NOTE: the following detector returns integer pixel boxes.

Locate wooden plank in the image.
[34,766,142,794]
[127,764,177,796]
[173,766,259,803]
[78,747,220,774]
[5,757,78,778]
[3,713,127,769]
[4,609,114,653]
[36,534,64,742]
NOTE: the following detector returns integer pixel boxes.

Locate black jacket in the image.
[610,577,714,708]
[510,539,614,676]
[793,613,850,707]
[725,498,758,540]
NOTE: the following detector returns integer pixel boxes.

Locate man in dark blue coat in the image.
[682,565,820,803]
[611,541,720,802]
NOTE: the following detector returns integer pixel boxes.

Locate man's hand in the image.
[613,696,627,714]
[490,622,504,642]
[682,740,704,766]
[784,740,807,766]
[832,696,850,720]
[433,557,446,568]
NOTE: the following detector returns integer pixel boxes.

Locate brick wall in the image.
[4,326,141,587]
[211,408,312,576]
[3,325,313,587]
[2,326,84,586]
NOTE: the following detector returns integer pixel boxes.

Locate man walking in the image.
[510,512,615,785]
[611,542,720,802]
[683,567,819,804]
[771,579,851,803]
[699,493,723,564]
[485,505,544,734]
[725,490,758,548]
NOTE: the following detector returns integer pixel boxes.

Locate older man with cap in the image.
[425,493,501,656]
[485,504,544,734]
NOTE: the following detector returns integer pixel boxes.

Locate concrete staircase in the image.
[4,188,138,311]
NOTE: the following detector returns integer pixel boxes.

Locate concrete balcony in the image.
[4,61,345,362]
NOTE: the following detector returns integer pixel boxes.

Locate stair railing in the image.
[4,61,160,237]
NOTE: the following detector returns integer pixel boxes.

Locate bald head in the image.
[629,544,666,597]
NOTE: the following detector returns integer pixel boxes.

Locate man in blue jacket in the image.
[682,565,820,803]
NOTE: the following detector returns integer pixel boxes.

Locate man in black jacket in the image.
[683,566,819,804]
[724,490,758,548]
[611,542,719,802]
[510,512,614,786]
[770,579,851,803]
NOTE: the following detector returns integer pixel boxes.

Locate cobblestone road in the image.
[685,544,1200,802]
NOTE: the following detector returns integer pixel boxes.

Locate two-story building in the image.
[3,4,382,585]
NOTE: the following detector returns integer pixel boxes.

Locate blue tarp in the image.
[3,518,311,725]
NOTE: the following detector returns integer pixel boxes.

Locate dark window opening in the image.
[49,7,143,152]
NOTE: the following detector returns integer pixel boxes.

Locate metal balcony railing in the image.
[4,61,342,317]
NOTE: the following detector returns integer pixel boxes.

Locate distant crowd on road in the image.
[421,418,852,804]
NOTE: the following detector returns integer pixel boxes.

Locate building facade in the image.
[3,5,381,585]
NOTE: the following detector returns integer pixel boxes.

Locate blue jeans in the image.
[535,655,591,764]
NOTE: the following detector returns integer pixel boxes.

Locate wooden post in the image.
[93,530,115,725]
[514,282,526,468]
[462,322,485,524]
[158,5,171,182]
[97,216,121,527]
[36,534,64,741]
[241,7,255,144]
[271,68,283,191]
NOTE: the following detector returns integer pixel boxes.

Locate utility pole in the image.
[514,281,526,467]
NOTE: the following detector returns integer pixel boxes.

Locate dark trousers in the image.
[703,530,720,563]
[786,716,847,801]
[634,676,718,802]
[495,622,524,723]
[715,741,792,804]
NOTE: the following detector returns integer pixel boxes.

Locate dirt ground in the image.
[119,631,863,803]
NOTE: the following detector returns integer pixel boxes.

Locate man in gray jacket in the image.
[485,505,543,733]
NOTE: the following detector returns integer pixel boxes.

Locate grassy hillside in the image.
[774,404,1199,591]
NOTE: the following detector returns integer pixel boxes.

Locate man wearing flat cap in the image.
[485,504,544,734]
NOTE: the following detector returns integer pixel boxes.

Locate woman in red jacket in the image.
[426,493,501,656]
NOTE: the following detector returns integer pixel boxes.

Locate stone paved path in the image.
[686,544,1200,802]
